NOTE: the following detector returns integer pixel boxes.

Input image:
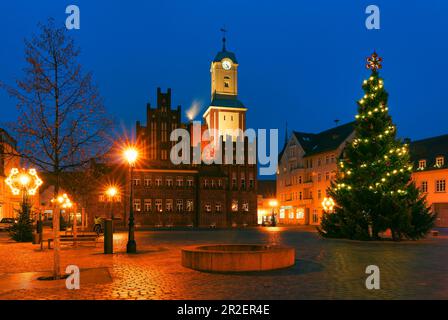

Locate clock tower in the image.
[203,36,247,142]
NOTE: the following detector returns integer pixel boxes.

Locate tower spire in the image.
[220,27,227,51]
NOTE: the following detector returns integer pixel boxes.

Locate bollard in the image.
[104,219,113,254]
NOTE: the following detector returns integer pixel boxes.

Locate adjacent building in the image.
[0,129,20,219]
[277,122,355,225]
[277,123,448,227]
[410,134,448,227]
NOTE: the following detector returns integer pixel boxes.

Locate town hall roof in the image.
[210,93,245,108]
[213,36,238,63]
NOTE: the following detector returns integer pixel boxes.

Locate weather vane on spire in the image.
[220,26,227,51]
[366,51,383,71]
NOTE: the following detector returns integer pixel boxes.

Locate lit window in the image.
[279,209,285,219]
[187,178,194,187]
[231,200,238,212]
[99,194,105,202]
[205,203,212,213]
[166,178,173,187]
[176,177,183,187]
[436,157,445,167]
[242,201,249,212]
[133,178,141,186]
[289,211,294,219]
[144,199,152,212]
[186,200,194,212]
[215,203,222,213]
[155,199,162,212]
[155,178,162,187]
[144,178,151,187]
[436,180,446,193]
[133,199,141,212]
[419,160,427,170]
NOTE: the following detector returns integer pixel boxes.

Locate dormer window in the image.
[436,156,445,167]
[418,160,426,170]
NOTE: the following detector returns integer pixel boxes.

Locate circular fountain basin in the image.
[181,244,295,272]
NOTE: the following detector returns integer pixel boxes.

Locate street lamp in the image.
[6,168,43,228]
[105,185,120,228]
[322,197,335,213]
[6,168,43,199]
[268,199,278,227]
[124,147,138,253]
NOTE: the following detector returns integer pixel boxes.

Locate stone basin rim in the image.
[182,244,292,254]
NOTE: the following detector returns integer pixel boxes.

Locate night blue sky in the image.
[1,0,448,146]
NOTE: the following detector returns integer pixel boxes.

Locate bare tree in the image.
[1,19,113,194]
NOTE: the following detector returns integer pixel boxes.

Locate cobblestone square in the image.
[0,227,447,300]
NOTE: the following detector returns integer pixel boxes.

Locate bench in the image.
[46,235,98,249]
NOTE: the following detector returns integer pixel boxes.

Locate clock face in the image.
[222,60,232,70]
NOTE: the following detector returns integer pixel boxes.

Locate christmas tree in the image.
[10,198,34,242]
[318,52,435,241]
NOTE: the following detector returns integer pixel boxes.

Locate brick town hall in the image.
[119,38,258,228]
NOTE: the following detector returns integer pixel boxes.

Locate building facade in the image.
[410,135,448,227]
[277,123,448,227]
[110,39,257,228]
[277,123,355,225]
[0,129,21,219]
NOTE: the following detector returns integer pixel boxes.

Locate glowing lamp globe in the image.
[322,197,335,213]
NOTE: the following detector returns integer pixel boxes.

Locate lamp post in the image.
[124,147,138,253]
[106,185,120,233]
[51,193,72,279]
[268,199,278,227]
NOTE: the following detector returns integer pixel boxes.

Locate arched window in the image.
[224,76,230,88]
